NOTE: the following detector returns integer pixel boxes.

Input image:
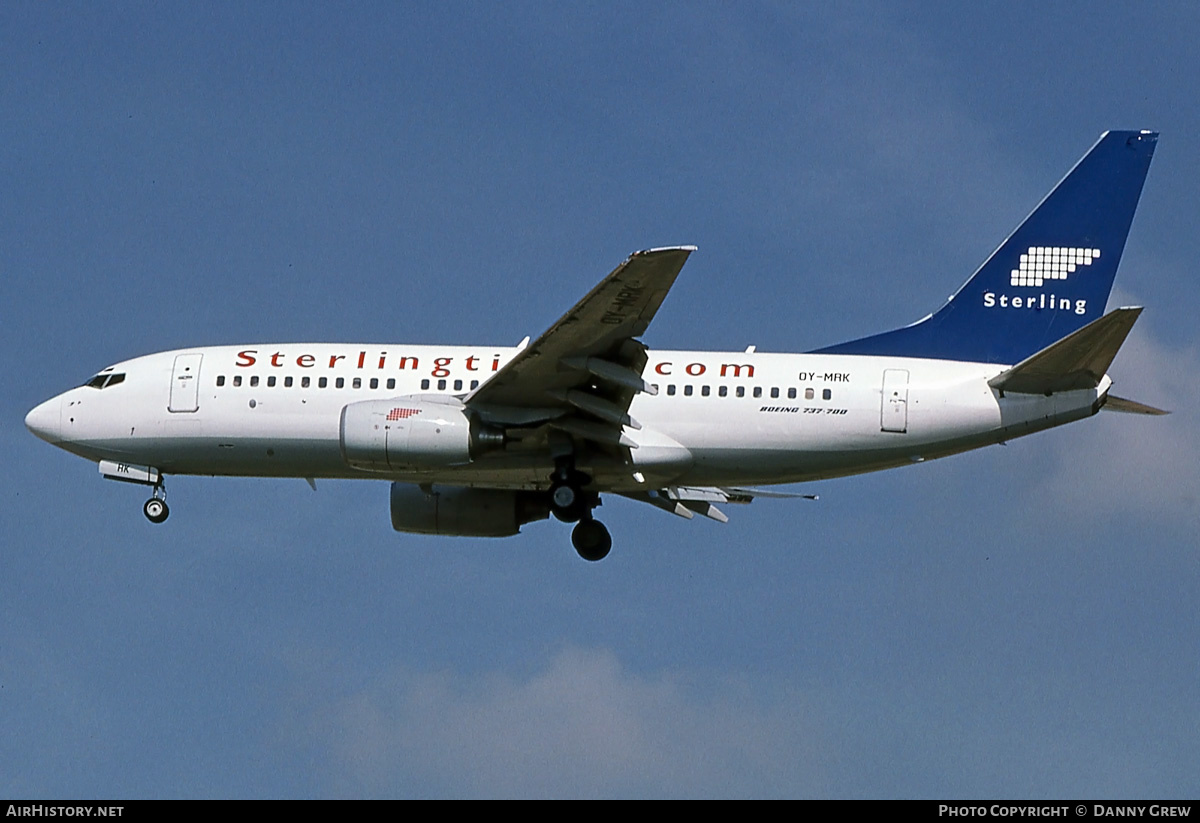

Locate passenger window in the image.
[701,385,710,397]
[770,387,779,399]
[285,376,294,388]
[250,376,259,387]
[301,376,310,388]
[437,379,447,390]
[719,386,727,397]
[453,379,462,391]
[387,378,396,390]
[470,380,479,389]
[216,375,225,387]
[805,388,814,400]
[318,377,328,388]
[353,378,361,389]
[267,376,276,388]
[753,386,762,398]
[421,379,430,390]
[684,385,693,396]
[233,375,242,387]
[823,389,832,400]
[667,385,676,396]
[336,377,345,389]
[370,378,378,389]
[736,386,745,398]
[787,387,796,399]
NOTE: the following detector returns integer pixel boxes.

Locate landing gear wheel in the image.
[143,497,169,524]
[572,519,612,562]
[551,483,577,509]
[550,482,586,522]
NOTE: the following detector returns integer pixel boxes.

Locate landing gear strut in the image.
[143,484,169,524]
[548,456,611,560]
[548,456,591,523]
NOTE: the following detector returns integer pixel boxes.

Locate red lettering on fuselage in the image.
[652,361,756,379]
[241,353,768,380]
[230,349,520,377]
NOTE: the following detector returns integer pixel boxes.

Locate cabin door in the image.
[169,353,203,413]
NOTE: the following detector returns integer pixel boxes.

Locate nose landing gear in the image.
[98,461,170,524]
[142,484,169,524]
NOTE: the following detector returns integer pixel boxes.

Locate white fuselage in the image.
[28,343,1107,492]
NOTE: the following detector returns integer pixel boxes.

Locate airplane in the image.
[26,130,1166,561]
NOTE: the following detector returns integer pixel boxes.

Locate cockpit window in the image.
[83,372,126,389]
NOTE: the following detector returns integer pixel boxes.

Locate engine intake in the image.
[390,483,549,537]
[340,397,504,472]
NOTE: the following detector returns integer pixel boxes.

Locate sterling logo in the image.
[983,291,1088,315]
[1010,246,1100,287]
[386,408,420,421]
[981,245,1100,316]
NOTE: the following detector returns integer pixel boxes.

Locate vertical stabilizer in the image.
[814,131,1157,365]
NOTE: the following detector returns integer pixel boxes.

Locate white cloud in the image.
[314,647,827,798]
[1036,306,1200,524]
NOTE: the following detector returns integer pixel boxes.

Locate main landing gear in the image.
[571,518,612,562]
[142,484,169,524]
[549,458,611,561]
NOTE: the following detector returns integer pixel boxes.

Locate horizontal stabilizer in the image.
[988,307,1142,395]
[1103,394,1169,415]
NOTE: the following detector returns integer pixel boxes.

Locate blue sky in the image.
[3,2,1198,798]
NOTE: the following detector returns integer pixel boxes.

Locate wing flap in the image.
[619,485,817,523]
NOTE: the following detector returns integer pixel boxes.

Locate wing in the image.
[620,486,818,523]
[465,247,695,442]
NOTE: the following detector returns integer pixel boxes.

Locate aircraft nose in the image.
[25,396,62,444]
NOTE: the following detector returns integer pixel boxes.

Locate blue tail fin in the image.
[813,130,1158,365]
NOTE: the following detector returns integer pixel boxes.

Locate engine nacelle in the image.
[390,483,549,537]
[340,396,503,471]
